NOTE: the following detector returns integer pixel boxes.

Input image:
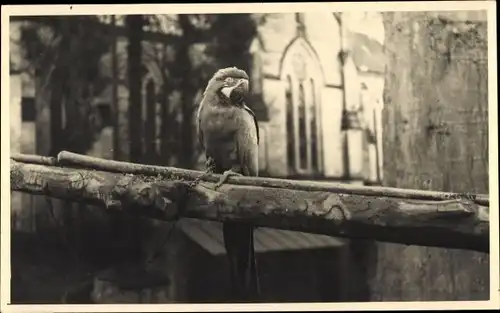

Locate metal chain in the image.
[186,170,212,189]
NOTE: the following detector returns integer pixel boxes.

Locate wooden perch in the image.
[13,151,489,206]
[10,153,490,253]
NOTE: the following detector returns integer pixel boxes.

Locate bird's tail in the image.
[223,221,260,302]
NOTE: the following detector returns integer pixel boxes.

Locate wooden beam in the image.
[10,154,489,253]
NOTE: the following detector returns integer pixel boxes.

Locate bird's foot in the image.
[215,170,243,189]
[205,157,216,173]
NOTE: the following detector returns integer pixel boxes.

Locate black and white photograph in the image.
[1,1,498,311]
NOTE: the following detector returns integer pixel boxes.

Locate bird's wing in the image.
[236,103,260,177]
[242,103,259,145]
[196,102,205,150]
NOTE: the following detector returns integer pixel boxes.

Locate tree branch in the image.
[10,153,489,253]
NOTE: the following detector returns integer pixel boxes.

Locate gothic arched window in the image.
[285,75,295,173]
[310,78,318,172]
[298,82,307,170]
[282,38,323,177]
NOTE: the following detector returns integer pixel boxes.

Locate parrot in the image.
[196,66,260,301]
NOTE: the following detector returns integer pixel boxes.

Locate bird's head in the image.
[204,67,250,104]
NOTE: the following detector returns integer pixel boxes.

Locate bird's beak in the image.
[221,79,249,100]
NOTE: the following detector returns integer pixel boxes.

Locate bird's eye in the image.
[225,77,234,84]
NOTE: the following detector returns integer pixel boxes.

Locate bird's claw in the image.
[205,157,216,173]
[215,170,243,189]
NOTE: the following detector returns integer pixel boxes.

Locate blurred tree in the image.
[206,13,257,72]
[18,16,113,155]
[375,11,489,301]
